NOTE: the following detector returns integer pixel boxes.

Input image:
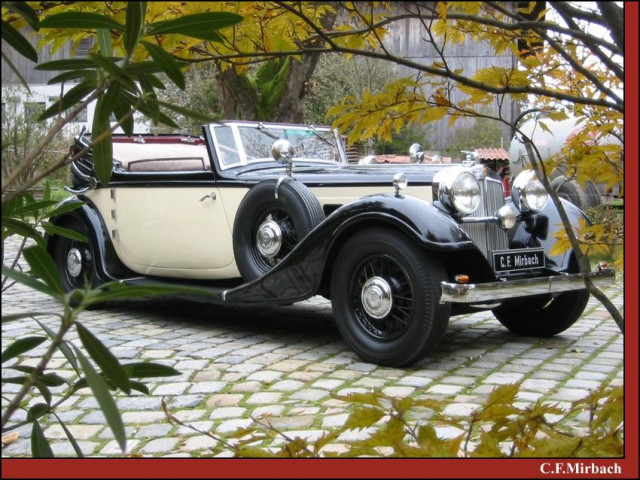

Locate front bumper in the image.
[440,268,615,304]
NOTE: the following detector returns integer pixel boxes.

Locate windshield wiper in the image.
[257,123,279,140]
[308,125,334,147]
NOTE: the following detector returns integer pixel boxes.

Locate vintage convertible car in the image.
[47,121,615,366]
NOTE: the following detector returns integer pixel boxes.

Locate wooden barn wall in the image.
[1,26,75,85]
[384,15,518,152]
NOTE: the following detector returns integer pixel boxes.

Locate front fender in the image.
[329,193,474,250]
[510,197,587,272]
[225,193,475,304]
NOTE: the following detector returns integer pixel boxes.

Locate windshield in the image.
[209,123,345,169]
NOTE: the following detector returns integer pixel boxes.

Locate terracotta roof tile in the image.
[474,148,509,161]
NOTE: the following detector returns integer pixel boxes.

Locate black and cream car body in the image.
[48,121,615,366]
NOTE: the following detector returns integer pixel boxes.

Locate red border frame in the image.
[2,3,638,479]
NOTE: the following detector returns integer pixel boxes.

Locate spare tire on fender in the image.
[233,179,325,282]
[551,176,601,210]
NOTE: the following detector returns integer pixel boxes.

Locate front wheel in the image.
[492,289,590,337]
[330,228,451,367]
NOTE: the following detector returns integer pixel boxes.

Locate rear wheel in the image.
[492,289,590,337]
[51,218,98,293]
[330,228,450,366]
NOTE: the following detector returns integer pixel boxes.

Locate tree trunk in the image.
[215,66,259,120]
[214,6,338,122]
[272,53,322,123]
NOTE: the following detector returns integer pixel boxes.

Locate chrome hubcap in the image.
[256,219,283,258]
[66,248,83,278]
[361,276,393,319]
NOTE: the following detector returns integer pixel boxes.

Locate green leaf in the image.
[147,97,217,123]
[38,80,97,121]
[11,200,57,217]
[47,199,86,218]
[2,217,45,246]
[125,60,166,75]
[28,403,50,421]
[52,413,84,458]
[23,245,64,297]
[122,89,159,124]
[2,312,62,324]
[43,181,52,201]
[41,222,88,243]
[38,373,68,387]
[124,2,146,55]
[141,41,185,90]
[146,12,242,41]
[97,28,112,57]
[129,381,150,395]
[1,266,59,300]
[47,69,97,85]
[137,71,165,90]
[73,346,126,452]
[4,2,40,30]
[89,53,135,89]
[85,282,215,305]
[91,95,114,187]
[40,12,123,31]
[1,20,38,62]
[9,365,36,374]
[36,58,101,71]
[34,379,52,405]
[122,362,181,378]
[2,191,25,217]
[112,93,135,136]
[2,336,47,363]
[31,420,55,458]
[132,101,178,129]
[36,319,80,376]
[76,322,131,394]
[2,375,29,385]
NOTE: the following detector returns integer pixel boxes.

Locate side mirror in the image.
[409,143,425,163]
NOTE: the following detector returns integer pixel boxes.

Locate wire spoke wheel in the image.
[350,254,414,340]
[252,208,298,270]
[331,227,450,367]
[233,179,324,282]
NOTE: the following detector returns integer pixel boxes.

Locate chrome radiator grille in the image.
[460,177,509,259]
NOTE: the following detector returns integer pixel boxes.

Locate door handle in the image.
[199,192,217,201]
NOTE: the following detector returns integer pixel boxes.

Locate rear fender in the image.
[46,196,133,282]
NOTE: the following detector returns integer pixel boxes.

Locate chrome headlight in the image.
[511,170,548,212]
[434,167,481,215]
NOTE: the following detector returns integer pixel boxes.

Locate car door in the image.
[113,184,236,276]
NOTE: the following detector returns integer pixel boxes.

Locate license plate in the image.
[493,248,545,273]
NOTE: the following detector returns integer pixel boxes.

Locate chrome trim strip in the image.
[460,215,499,223]
[71,160,95,183]
[440,269,615,304]
[64,179,96,196]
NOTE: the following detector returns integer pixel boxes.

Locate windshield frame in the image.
[207,121,348,171]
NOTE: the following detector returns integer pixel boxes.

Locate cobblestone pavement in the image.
[1,238,624,457]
